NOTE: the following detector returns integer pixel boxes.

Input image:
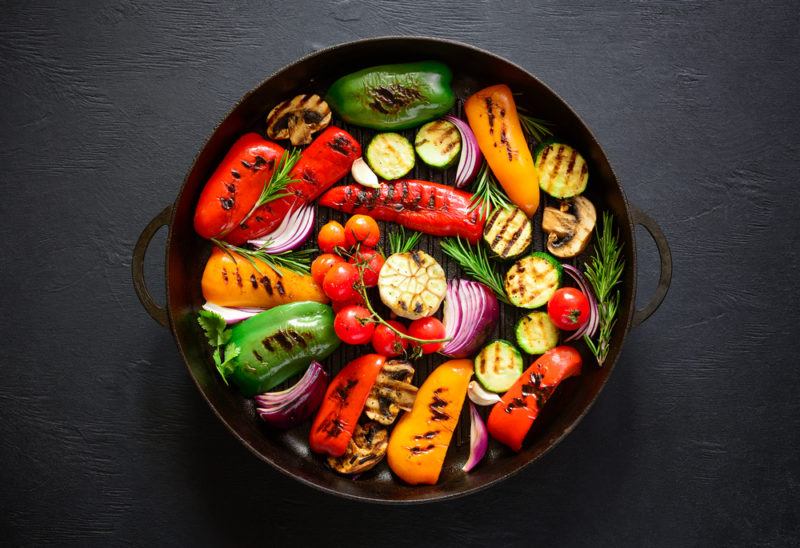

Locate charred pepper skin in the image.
[309,354,386,457]
[319,180,485,243]
[193,133,285,240]
[325,61,456,131]
[225,302,340,397]
[223,126,360,245]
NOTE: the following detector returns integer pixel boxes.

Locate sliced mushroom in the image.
[542,196,597,258]
[327,421,388,474]
[364,360,417,425]
[265,94,332,145]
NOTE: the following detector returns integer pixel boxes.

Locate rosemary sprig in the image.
[468,164,511,219]
[239,148,302,227]
[211,238,314,276]
[519,113,553,144]
[387,226,422,255]
[440,237,510,304]
[582,212,625,365]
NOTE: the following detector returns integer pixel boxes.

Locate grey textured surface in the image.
[1,0,798,546]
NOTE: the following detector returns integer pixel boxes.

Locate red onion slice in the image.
[462,402,488,472]
[254,361,328,429]
[248,203,315,253]
[444,115,482,188]
[202,302,264,324]
[441,279,499,357]
[562,264,600,341]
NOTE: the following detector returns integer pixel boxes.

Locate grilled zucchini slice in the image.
[483,206,532,259]
[378,250,447,320]
[535,142,589,198]
[515,311,559,355]
[414,119,461,168]
[366,132,415,180]
[504,252,562,309]
[474,340,524,393]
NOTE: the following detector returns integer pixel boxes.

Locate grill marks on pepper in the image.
[429,387,450,422]
[506,370,555,413]
[485,97,495,133]
[328,134,355,156]
[260,276,273,295]
[368,84,423,115]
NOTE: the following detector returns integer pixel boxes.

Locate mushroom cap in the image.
[364,361,417,425]
[543,196,597,258]
[326,421,389,475]
[265,94,332,145]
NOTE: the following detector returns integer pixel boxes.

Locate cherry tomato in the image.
[311,253,344,286]
[331,293,366,313]
[334,305,375,345]
[348,247,385,287]
[371,320,409,357]
[344,214,380,247]
[547,287,590,331]
[407,317,446,354]
[318,221,347,253]
[322,262,360,302]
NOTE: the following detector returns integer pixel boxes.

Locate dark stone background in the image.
[2,1,798,545]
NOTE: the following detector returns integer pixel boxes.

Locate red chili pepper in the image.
[223,126,361,244]
[309,354,385,457]
[319,180,485,243]
[487,346,582,452]
[193,133,285,240]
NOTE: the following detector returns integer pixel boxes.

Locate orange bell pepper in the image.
[487,346,582,452]
[201,247,328,309]
[464,84,540,217]
[309,354,386,457]
[387,359,473,485]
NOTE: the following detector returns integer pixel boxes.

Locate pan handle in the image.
[630,206,672,327]
[132,205,172,327]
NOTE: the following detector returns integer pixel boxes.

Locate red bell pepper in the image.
[319,180,485,243]
[487,346,582,451]
[223,126,360,244]
[309,354,385,457]
[193,133,285,240]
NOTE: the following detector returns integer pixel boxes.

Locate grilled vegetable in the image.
[535,142,589,198]
[319,180,485,243]
[224,126,360,244]
[254,361,328,429]
[364,361,417,425]
[483,205,532,259]
[504,252,562,309]
[488,346,582,451]
[193,133,285,240]
[414,119,461,168]
[515,311,559,355]
[474,340,524,393]
[266,94,332,145]
[464,84,540,216]
[325,61,456,130]
[201,247,327,309]
[441,279,500,358]
[387,359,473,485]
[214,302,339,397]
[327,421,389,474]
[542,196,596,258]
[378,250,447,320]
[310,354,386,457]
[366,132,415,180]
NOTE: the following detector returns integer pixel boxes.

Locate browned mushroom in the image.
[542,196,597,258]
[364,361,418,425]
[265,94,332,145]
[327,421,388,474]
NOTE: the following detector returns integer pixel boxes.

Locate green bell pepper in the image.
[226,301,339,397]
[325,61,455,130]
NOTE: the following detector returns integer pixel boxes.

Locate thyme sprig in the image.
[211,238,314,276]
[582,212,625,365]
[239,148,302,227]
[468,164,511,219]
[387,226,422,255]
[440,237,510,304]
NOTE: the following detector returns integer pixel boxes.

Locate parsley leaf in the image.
[198,310,239,383]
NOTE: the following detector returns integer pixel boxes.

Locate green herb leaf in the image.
[198,310,239,383]
[519,113,553,144]
[468,164,511,219]
[213,343,240,384]
[211,238,314,276]
[387,226,422,255]
[440,237,510,304]
[239,148,302,227]
[582,212,624,365]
